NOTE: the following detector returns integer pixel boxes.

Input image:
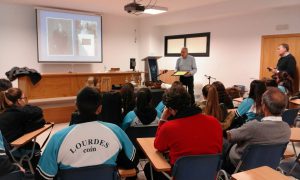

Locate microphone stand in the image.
[204,75,216,84]
[154,70,168,83]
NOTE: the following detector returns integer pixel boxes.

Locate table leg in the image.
[150,163,154,180]
[292,142,297,156]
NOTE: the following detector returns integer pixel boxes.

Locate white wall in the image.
[0,3,139,81]
[138,3,300,91]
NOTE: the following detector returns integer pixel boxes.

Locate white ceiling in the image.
[1,0,229,17]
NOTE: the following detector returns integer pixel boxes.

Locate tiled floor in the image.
[36,123,299,180]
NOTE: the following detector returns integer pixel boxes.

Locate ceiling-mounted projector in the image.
[124,1,145,13]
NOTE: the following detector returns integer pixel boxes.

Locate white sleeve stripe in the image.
[235,110,241,117]
[36,166,55,180]
[130,147,136,161]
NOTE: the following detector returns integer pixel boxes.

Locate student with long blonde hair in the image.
[201,85,227,122]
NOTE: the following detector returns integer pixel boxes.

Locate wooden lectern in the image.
[142,56,162,82]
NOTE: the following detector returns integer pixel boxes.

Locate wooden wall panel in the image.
[18,72,141,99]
[43,106,76,124]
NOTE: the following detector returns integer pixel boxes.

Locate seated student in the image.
[120,83,136,118]
[0,131,25,177]
[275,71,293,96]
[36,87,138,179]
[155,81,183,118]
[235,80,266,124]
[144,85,223,180]
[0,88,44,143]
[200,84,228,122]
[122,88,160,130]
[212,81,234,109]
[225,88,291,173]
[71,91,123,126]
[0,78,12,91]
[98,91,123,126]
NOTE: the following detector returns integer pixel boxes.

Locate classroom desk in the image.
[11,124,53,147]
[289,99,300,109]
[118,168,137,178]
[137,138,171,180]
[289,128,300,157]
[136,138,171,172]
[231,166,290,180]
[10,123,53,174]
[290,128,300,142]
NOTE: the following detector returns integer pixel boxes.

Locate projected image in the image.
[75,20,97,56]
[37,9,102,62]
[47,18,73,56]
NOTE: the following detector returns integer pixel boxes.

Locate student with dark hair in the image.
[0,78,12,91]
[0,88,44,142]
[120,83,136,118]
[235,80,266,123]
[144,85,222,180]
[275,71,293,95]
[155,81,183,118]
[36,87,138,180]
[212,81,234,109]
[122,88,160,130]
[0,88,44,171]
[98,91,123,126]
[201,85,228,122]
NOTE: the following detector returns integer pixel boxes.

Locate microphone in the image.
[204,75,216,80]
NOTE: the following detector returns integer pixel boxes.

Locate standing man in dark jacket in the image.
[269,43,296,79]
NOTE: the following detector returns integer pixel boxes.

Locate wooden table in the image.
[290,128,300,142]
[137,138,171,172]
[289,99,300,109]
[11,124,53,147]
[137,138,171,180]
[231,166,290,180]
[289,128,300,157]
[10,123,53,174]
[118,168,137,178]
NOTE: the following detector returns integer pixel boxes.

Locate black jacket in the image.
[5,67,42,85]
[0,105,44,143]
[277,54,297,78]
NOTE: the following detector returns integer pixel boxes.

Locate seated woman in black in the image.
[0,88,44,143]
[0,88,44,170]
[212,81,234,109]
[121,88,160,130]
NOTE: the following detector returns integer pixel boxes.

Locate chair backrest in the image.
[0,171,23,180]
[125,126,157,148]
[236,143,288,173]
[282,108,299,126]
[56,164,119,180]
[172,154,222,180]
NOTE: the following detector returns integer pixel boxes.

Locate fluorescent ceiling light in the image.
[143,6,168,15]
